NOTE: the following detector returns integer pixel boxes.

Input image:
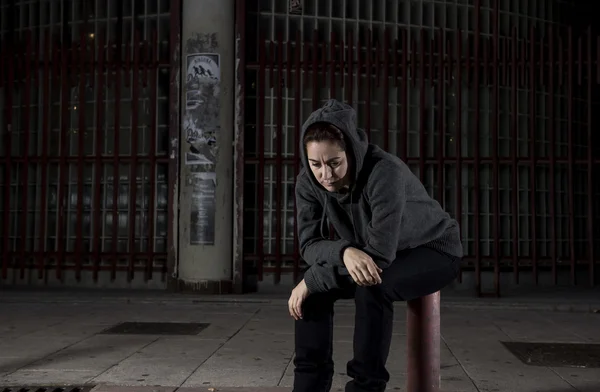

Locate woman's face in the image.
[306,140,350,192]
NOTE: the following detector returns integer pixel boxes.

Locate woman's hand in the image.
[288,279,310,320]
[342,247,383,286]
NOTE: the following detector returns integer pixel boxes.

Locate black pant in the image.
[293,246,460,392]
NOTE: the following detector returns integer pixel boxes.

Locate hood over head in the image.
[299,99,369,192]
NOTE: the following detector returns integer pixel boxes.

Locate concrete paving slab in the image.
[136,338,224,359]
[0,369,98,385]
[92,355,201,387]
[0,336,86,359]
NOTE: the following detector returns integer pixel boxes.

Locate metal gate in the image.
[0,0,180,286]
[240,0,600,295]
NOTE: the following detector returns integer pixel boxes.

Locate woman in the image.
[289,99,463,392]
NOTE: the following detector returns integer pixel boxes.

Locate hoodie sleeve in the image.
[295,171,353,293]
[360,161,406,268]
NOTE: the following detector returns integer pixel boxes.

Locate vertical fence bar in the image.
[275,33,283,283]
[147,29,158,281]
[257,33,265,280]
[76,31,87,281]
[93,34,105,282]
[529,26,538,284]
[38,32,51,280]
[436,29,444,206]
[419,29,425,183]
[511,27,519,284]
[586,27,595,286]
[383,29,390,152]
[474,0,482,294]
[491,0,500,296]
[366,29,372,138]
[2,37,14,280]
[401,30,408,162]
[129,30,141,281]
[293,30,301,282]
[357,32,362,111]
[548,25,557,284]
[312,30,318,110]
[330,31,336,97]
[18,31,32,279]
[56,40,70,281]
[456,30,463,283]
[346,30,353,103]
[112,38,122,281]
[567,28,576,284]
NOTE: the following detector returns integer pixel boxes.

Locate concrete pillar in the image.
[176,0,234,293]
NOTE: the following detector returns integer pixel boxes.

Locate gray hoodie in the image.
[296,99,463,293]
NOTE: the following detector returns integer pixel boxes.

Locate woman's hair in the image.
[303,123,347,151]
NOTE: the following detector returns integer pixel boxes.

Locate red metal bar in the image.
[419,29,425,181]
[375,38,381,89]
[491,0,500,296]
[393,36,399,88]
[401,30,408,162]
[586,27,595,286]
[143,37,150,88]
[269,41,274,89]
[357,32,363,107]
[321,37,327,88]
[346,30,353,103]
[529,26,538,284]
[147,29,158,281]
[511,27,519,284]
[366,29,372,139]
[548,25,557,285]
[312,30,318,110]
[128,30,141,282]
[75,30,87,281]
[474,0,482,295]
[93,34,106,282]
[339,35,344,90]
[18,31,32,279]
[56,40,70,281]
[565,30,575,285]
[406,291,441,392]
[436,29,444,205]
[456,31,463,284]
[275,33,283,284]
[38,32,51,280]
[383,29,390,152]
[257,32,266,280]
[112,37,123,281]
[330,31,336,96]
[293,30,301,282]
[286,40,292,89]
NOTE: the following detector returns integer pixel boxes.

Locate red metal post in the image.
[548,25,557,285]
[293,30,301,282]
[436,29,444,205]
[112,36,122,281]
[93,34,106,282]
[346,30,353,103]
[257,32,266,280]
[383,29,390,152]
[330,31,336,97]
[529,26,538,284]
[56,40,69,281]
[366,29,372,140]
[474,0,481,295]
[148,29,158,281]
[275,33,283,284]
[419,29,425,182]
[76,30,87,281]
[401,30,408,162]
[128,30,141,282]
[492,1,500,296]
[406,291,441,392]
[586,27,595,286]
[455,30,463,283]
[566,28,576,284]
[2,37,13,280]
[510,27,519,284]
[312,30,318,110]
[19,31,32,280]
[38,32,51,280]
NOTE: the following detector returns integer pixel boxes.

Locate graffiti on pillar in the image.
[184,33,220,245]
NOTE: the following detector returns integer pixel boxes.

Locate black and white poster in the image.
[184,53,220,166]
[189,172,217,245]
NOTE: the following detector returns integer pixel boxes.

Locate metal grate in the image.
[501,341,600,368]
[101,322,210,335]
[0,387,95,392]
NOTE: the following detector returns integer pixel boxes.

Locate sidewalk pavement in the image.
[1,289,599,392]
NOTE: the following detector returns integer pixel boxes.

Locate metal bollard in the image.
[406,291,441,392]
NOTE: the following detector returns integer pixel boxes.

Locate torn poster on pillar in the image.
[184,52,221,166]
[189,172,217,245]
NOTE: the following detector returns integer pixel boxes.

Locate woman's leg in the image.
[345,246,460,392]
[294,287,354,392]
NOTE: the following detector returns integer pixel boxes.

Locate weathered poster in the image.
[189,172,217,245]
[184,53,220,166]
